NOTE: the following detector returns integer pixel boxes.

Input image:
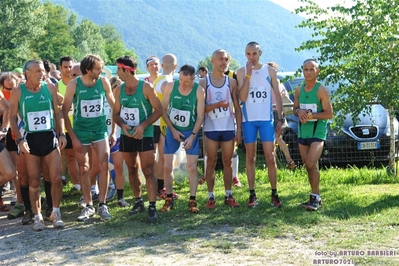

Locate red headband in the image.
[117,63,136,72]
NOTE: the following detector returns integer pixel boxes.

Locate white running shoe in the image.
[33,216,45,231]
[117,198,130,207]
[77,206,95,221]
[50,211,64,228]
[98,205,111,221]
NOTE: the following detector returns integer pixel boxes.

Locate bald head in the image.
[71,63,82,79]
[161,54,177,73]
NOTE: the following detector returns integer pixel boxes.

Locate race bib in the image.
[104,101,112,126]
[121,107,140,126]
[249,86,268,103]
[170,108,190,127]
[208,106,229,120]
[300,103,318,121]
[81,99,102,118]
[27,110,51,132]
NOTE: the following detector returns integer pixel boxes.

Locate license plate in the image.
[357,141,380,150]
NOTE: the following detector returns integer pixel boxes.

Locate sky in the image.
[270,0,353,12]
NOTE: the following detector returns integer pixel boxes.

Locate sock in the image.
[99,202,105,207]
[250,190,256,196]
[35,213,43,220]
[20,185,31,211]
[117,189,124,200]
[311,193,320,200]
[208,192,214,199]
[135,197,143,203]
[225,190,232,197]
[149,202,156,208]
[53,207,60,213]
[62,175,66,181]
[73,184,81,190]
[189,196,196,201]
[232,152,239,177]
[157,179,164,191]
[272,189,277,196]
[44,181,53,209]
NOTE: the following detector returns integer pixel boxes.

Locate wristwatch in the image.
[1,127,7,133]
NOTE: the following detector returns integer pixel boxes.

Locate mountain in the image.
[49,0,314,71]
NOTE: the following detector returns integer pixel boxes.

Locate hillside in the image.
[49,0,314,71]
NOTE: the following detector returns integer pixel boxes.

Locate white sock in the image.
[232,152,238,177]
[53,207,60,213]
[73,184,81,190]
[208,191,214,199]
[35,213,43,220]
[225,190,232,197]
[311,193,321,200]
[62,175,66,181]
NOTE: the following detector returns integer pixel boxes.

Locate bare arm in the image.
[48,83,66,149]
[62,79,77,141]
[112,85,131,137]
[102,77,115,110]
[0,91,10,130]
[230,78,242,143]
[237,67,251,102]
[316,85,333,120]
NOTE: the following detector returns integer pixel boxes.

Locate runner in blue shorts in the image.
[200,49,242,209]
[160,65,205,213]
[237,42,284,208]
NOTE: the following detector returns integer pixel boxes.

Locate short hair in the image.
[116,55,137,75]
[42,59,51,73]
[59,56,76,67]
[303,58,319,69]
[198,66,208,73]
[211,49,228,58]
[0,72,19,87]
[267,62,279,71]
[80,54,103,75]
[145,55,159,66]
[109,76,123,89]
[23,60,43,72]
[179,65,196,77]
[246,41,260,50]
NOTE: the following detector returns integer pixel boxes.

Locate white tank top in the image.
[242,64,273,122]
[203,75,235,132]
[154,75,172,126]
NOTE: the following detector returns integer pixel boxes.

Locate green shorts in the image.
[74,129,108,145]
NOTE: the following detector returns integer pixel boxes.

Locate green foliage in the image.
[0,1,138,71]
[295,0,399,169]
[0,0,47,70]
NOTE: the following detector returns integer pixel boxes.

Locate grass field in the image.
[52,151,399,265]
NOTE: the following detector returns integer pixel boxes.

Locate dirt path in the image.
[0,190,317,266]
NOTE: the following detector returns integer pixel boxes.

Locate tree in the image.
[72,18,107,61]
[0,0,47,70]
[295,0,399,172]
[36,1,76,65]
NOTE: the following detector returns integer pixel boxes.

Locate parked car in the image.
[279,73,399,165]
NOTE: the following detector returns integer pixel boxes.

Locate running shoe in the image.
[33,216,45,231]
[188,199,199,213]
[98,205,111,221]
[206,197,215,209]
[7,203,24,219]
[50,211,64,228]
[77,206,95,221]
[247,195,258,208]
[224,195,240,208]
[232,177,242,187]
[147,206,158,223]
[117,198,130,207]
[271,194,282,208]
[0,197,9,212]
[21,210,34,225]
[128,201,145,215]
[160,197,174,212]
[91,192,99,202]
[301,195,321,211]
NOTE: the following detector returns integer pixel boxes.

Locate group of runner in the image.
[0,41,333,231]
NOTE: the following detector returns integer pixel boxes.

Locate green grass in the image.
[56,151,399,265]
